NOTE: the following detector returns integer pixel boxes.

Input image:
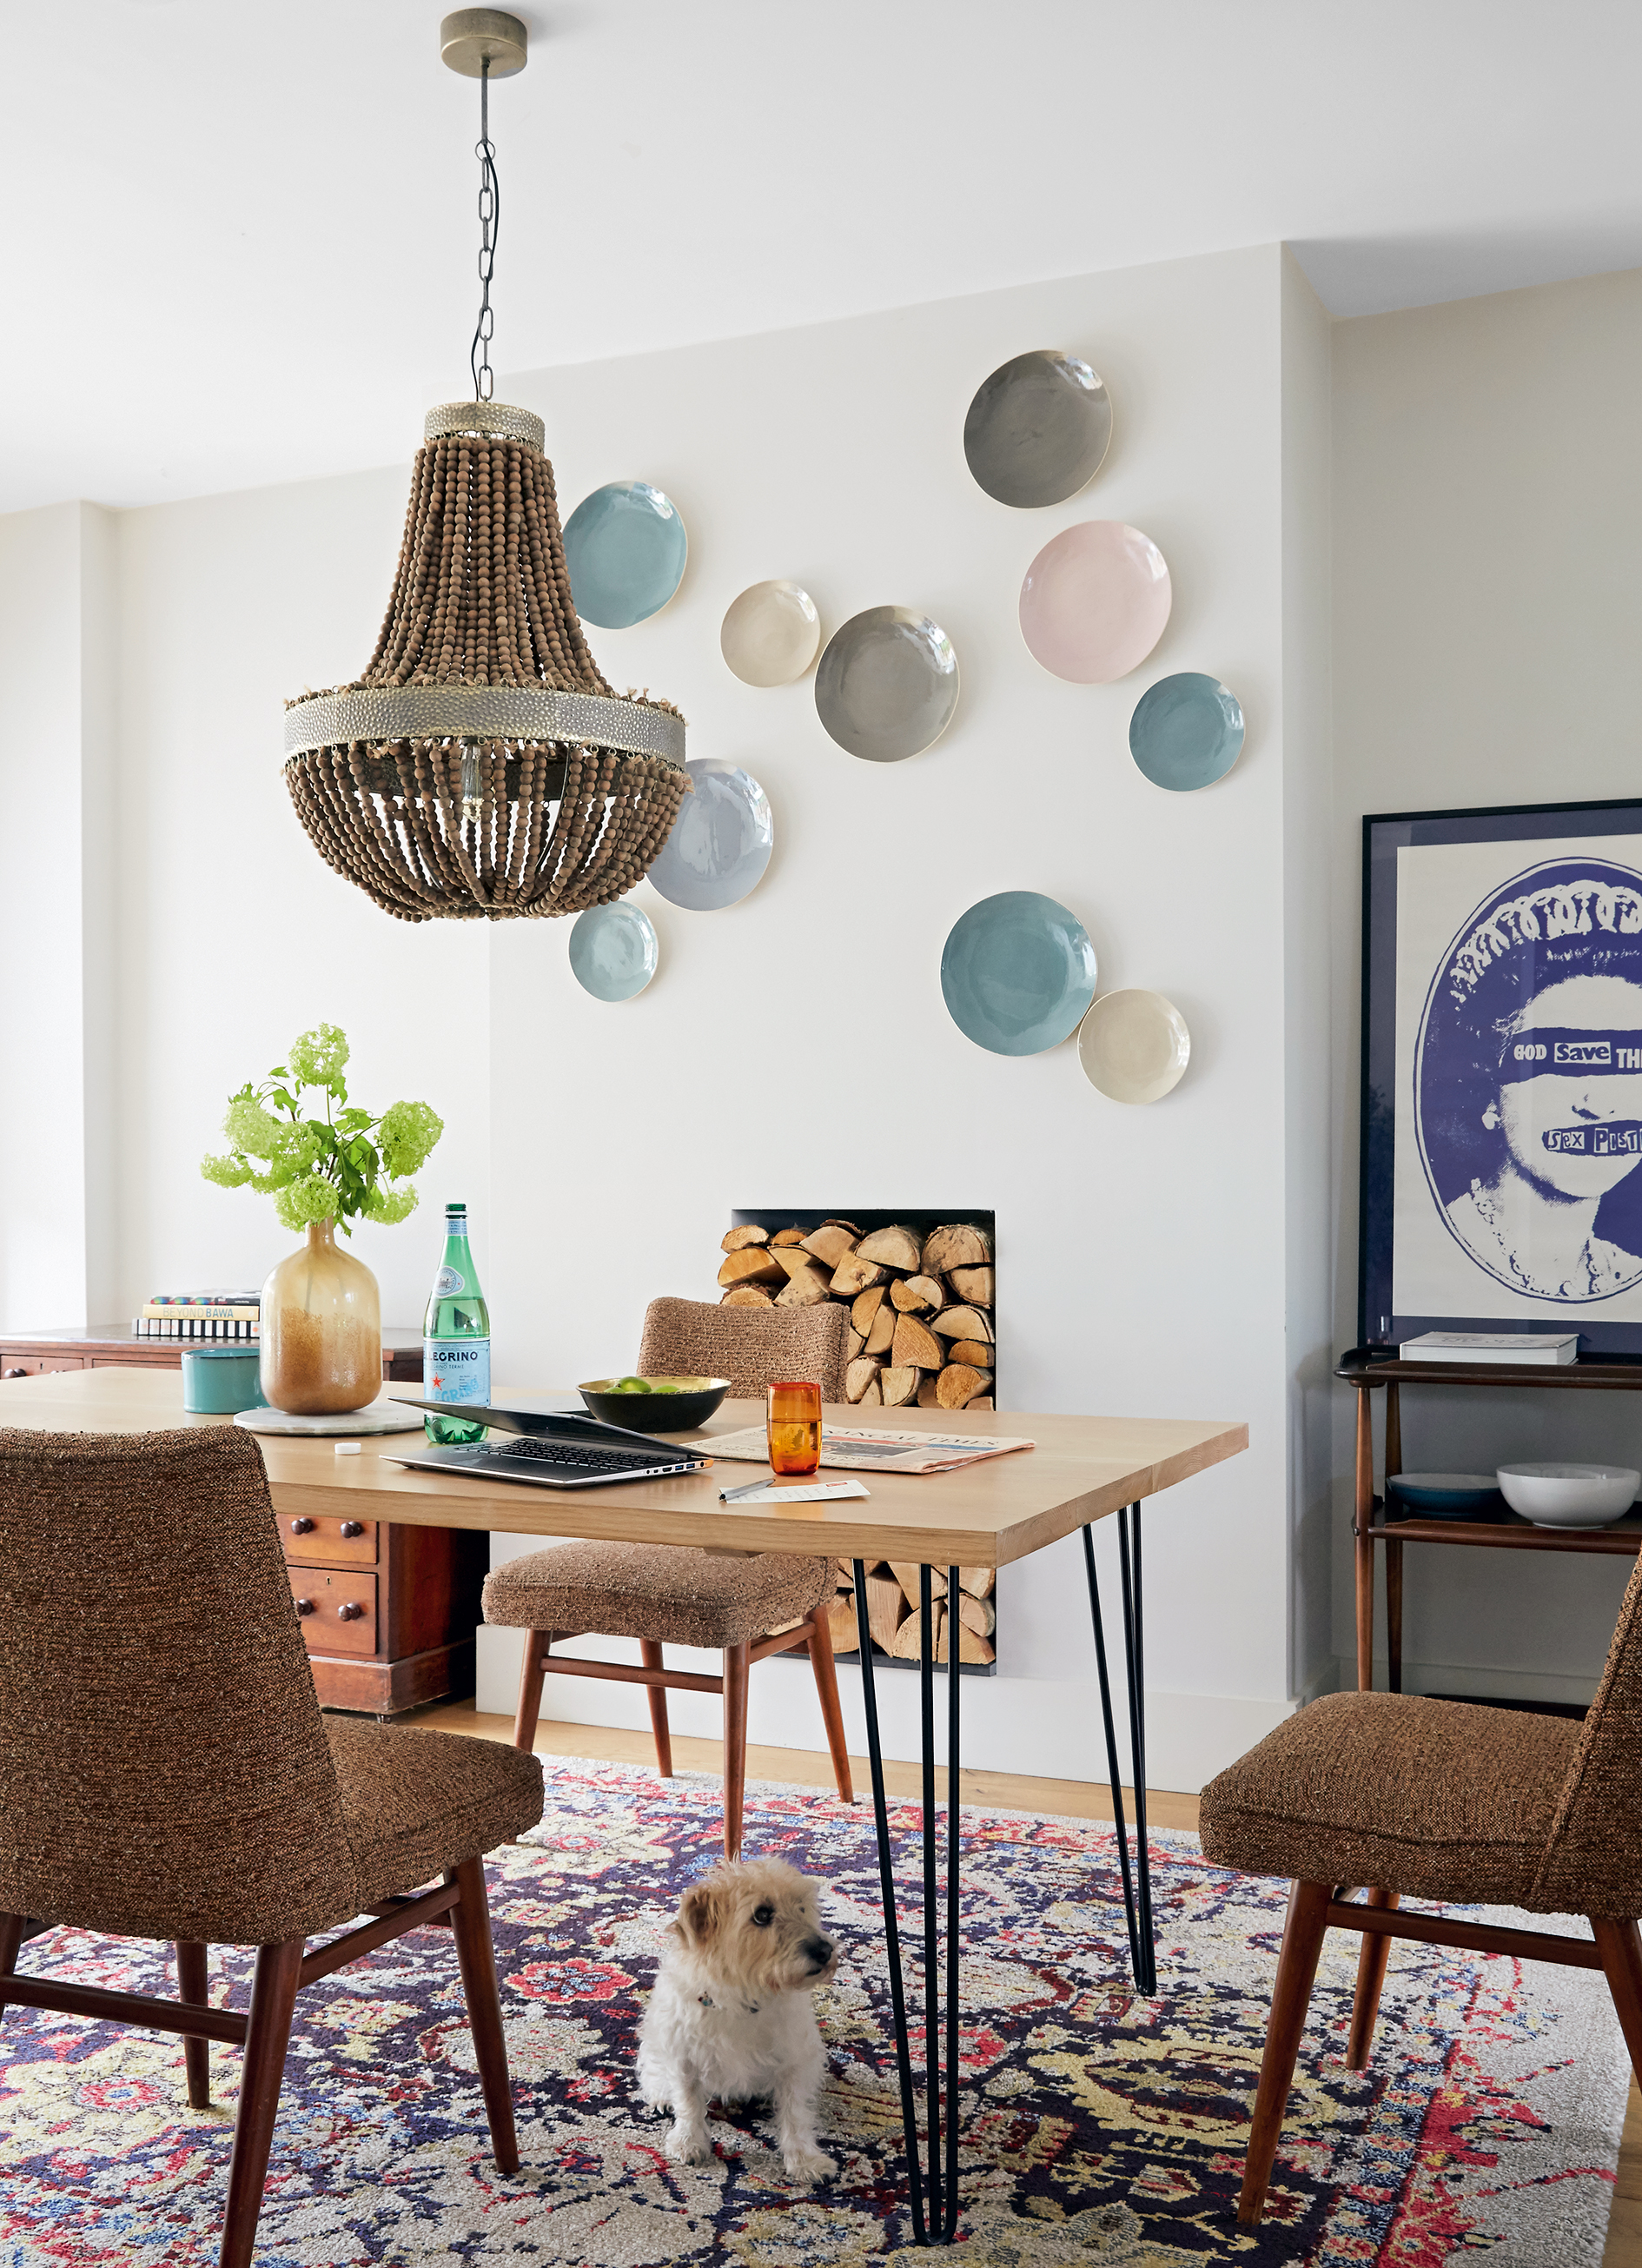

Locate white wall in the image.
[1331,267,1642,1702]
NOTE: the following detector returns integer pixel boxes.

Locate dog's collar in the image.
[697,1992,760,2015]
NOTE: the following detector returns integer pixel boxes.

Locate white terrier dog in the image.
[637,1855,838,2183]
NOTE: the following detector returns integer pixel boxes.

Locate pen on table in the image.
[721,1475,783,1501]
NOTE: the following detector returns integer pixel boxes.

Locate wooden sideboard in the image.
[0,1328,487,1717]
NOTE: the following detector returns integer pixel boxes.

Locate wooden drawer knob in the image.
[294,1597,315,1617]
[290,1517,314,1534]
[338,1601,365,1621]
[340,1520,365,1539]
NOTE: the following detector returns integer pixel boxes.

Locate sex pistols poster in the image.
[1362,800,1642,1355]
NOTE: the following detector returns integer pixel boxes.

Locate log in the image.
[718,1247,786,1290]
[959,1566,996,1599]
[845,1358,883,1404]
[938,1618,996,1666]
[771,1245,824,1279]
[891,1312,943,1371]
[821,1218,863,1237]
[830,1251,887,1299]
[888,1562,928,1608]
[720,1284,774,1308]
[771,1226,809,1247]
[946,1338,994,1369]
[946,1264,995,1306]
[844,1324,866,1362]
[851,1284,887,1336]
[856,1224,923,1272]
[825,1594,859,1654]
[801,1223,857,1270]
[916,1376,942,1408]
[937,1364,992,1409]
[864,1302,897,1358]
[957,1592,996,1637]
[864,1571,909,1651]
[891,1274,946,1314]
[931,1305,992,1343]
[967,1396,994,1412]
[880,1366,919,1409]
[922,1223,991,1274]
[775,1261,833,1308]
[891,1602,944,1660]
[857,1378,882,1407]
[720,1224,770,1254]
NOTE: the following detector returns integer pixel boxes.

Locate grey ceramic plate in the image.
[646,758,774,911]
[814,606,959,762]
[1129,672,1245,792]
[940,891,1097,1056]
[963,349,1112,508]
[568,901,659,1001]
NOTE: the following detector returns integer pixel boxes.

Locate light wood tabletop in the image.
[0,1368,1248,1568]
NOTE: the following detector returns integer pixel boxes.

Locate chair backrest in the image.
[1533,1548,1642,1914]
[638,1296,849,1403]
[0,1424,360,1946]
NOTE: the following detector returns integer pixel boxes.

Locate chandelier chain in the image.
[471,57,500,402]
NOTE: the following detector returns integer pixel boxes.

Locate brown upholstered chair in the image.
[483,1296,854,1858]
[1199,1551,1642,2228]
[0,1424,544,2268]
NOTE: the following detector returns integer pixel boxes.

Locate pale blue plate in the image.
[1129,672,1245,791]
[941,892,1096,1056]
[568,901,659,1001]
[562,481,687,629]
[647,759,773,912]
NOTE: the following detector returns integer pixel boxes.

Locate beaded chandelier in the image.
[283,11,688,923]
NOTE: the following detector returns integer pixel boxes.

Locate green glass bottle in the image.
[423,1203,491,1444]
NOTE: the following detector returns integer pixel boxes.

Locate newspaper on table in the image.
[694,1424,1035,1476]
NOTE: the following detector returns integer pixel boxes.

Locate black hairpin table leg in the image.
[1082,1505,1157,1994]
[852,1558,963,2246]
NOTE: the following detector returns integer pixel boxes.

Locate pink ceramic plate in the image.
[1018,521,1171,684]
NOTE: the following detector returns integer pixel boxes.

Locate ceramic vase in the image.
[259,1218,381,1415]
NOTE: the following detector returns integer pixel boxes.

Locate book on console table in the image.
[1399,1331,1578,1366]
[698,1424,1035,1476]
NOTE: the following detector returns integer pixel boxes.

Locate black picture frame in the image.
[1361,796,1642,1357]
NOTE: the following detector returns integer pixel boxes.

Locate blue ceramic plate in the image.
[647,759,773,912]
[1385,1471,1503,1522]
[568,901,659,1001]
[941,891,1096,1057]
[562,481,687,629]
[1129,672,1245,792]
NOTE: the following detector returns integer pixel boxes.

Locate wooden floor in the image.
[409,1704,1641,2265]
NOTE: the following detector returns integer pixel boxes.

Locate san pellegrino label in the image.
[423,1204,491,1443]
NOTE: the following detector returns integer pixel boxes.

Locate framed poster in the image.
[1362,798,1642,1356]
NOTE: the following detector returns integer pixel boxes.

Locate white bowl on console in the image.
[1496,1462,1639,1529]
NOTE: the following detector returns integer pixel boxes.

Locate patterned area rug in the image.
[0,1756,1628,2265]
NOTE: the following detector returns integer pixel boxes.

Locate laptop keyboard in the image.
[468,1435,696,1473]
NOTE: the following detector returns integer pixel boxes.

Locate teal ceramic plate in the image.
[568,901,659,1001]
[1129,672,1245,791]
[562,480,687,628]
[940,891,1096,1056]
[963,348,1112,508]
[647,759,773,911]
[1384,1471,1504,1523]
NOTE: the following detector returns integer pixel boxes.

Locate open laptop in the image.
[386,1399,713,1489]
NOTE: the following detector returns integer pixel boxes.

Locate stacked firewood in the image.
[718,1219,995,1411]
[821,1562,996,1665]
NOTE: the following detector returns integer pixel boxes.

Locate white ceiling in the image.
[4,0,1640,513]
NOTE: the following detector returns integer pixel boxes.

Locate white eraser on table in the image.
[334,1442,361,1456]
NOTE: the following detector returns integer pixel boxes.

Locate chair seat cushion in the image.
[325,1721,544,1908]
[1198,1691,1581,1907]
[481,1542,832,1650]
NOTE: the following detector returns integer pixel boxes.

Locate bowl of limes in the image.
[578,1376,732,1433]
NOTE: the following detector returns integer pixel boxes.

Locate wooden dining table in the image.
[0,1365,1246,2249]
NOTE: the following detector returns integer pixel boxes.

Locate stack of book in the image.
[132,1293,262,1341]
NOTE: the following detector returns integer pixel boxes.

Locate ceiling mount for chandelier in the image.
[282,9,689,923]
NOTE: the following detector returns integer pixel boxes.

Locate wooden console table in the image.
[1340,1346,1642,1693]
[0,1327,485,1716]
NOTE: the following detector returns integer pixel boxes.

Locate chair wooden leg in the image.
[1237,1880,1331,2227]
[723,1641,751,1860]
[1346,1888,1400,2070]
[0,1912,22,2022]
[639,1639,674,1778]
[512,1629,551,1751]
[218,1938,302,2268]
[805,1623,855,1804]
[175,1939,211,2107]
[447,1857,520,2176]
[1594,1918,1642,2086]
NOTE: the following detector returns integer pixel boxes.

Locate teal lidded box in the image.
[181,1346,267,1415]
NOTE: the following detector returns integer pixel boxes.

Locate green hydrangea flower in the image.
[288,1024,350,1095]
[223,1095,282,1159]
[272,1173,341,1233]
[200,1152,252,1188]
[367,1182,419,1225]
[378,1100,443,1178]
[269,1123,323,1177]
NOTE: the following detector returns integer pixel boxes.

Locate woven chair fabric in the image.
[481,1543,831,1648]
[636,1296,849,1403]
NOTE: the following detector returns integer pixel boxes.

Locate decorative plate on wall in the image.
[814,606,959,762]
[568,901,659,1001]
[1129,672,1244,792]
[1018,521,1171,684]
[646,758,774,911]
[963,349,1113,507]
[940,892,1096,1056]
[562,480,688,628]
[720,580,822,686]
[1077,988,1191,1103]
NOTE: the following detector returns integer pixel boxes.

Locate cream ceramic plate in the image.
[1077,989,1191,1103]
[814,606,959,762]
[721,580,822,686]
[1019,521,1171,683]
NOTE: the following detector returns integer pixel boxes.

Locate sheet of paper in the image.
[718,1477,871,1504]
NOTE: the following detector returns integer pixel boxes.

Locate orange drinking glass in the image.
[767,1380,822,1476]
